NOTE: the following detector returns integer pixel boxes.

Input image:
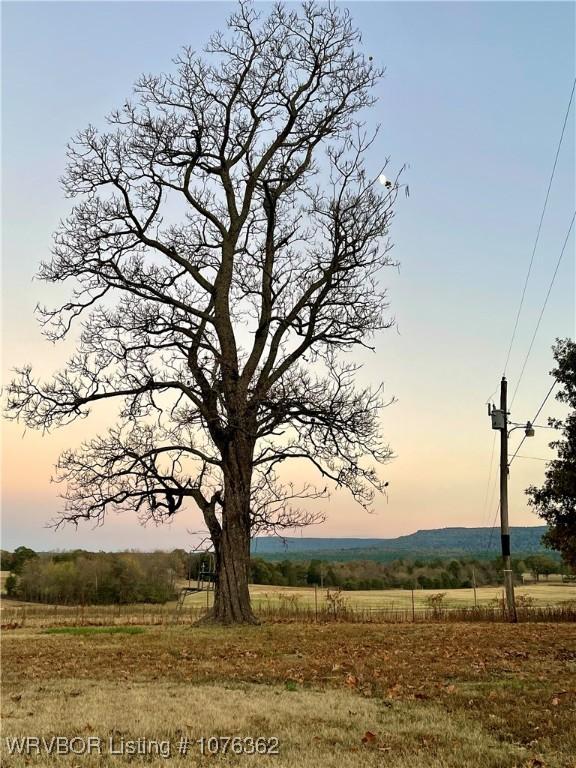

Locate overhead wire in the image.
[509,380,557,467]
[486,502,501,551]
[480,431,498,528]
[487,380,557,553]
[514,455,552,461]
[482,79,575,541]
[502,77,576,378]
[510,211,575,407]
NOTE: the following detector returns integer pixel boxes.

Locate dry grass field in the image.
[2,582,575,629]
[178,582,576,610]
[3,575,574,611]
[2,621,575,767]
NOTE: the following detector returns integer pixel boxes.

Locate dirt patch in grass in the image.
[2,622,575,766]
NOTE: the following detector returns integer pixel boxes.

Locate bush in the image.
[426,592,447,615]
[4,573,18,597]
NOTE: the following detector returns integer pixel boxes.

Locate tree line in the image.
[250,554,565,591]
[2,549,186,605]
[2,547,565,605]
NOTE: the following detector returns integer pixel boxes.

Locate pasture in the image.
[2,582,575,630]
[2,582,574,765]
[180,582,576,610]
[1,621,575,767]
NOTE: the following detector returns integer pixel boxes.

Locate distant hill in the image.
[251,526,551,562]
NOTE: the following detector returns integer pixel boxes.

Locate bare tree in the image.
[7,1,399,624]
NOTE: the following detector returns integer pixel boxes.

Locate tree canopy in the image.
[527,338,576,570]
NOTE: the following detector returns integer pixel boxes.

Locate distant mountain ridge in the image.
[252,526,550,561]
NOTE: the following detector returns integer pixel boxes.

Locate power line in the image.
[484,79,575,550]
[486,502,500,551]
[514,455,551,461]
[509,380,557,467]
[503,77,576,377]
[529,379,557,425]
[510,211,575,407]
[481,431,498,528]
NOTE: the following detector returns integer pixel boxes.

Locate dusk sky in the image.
[2,1,574,552]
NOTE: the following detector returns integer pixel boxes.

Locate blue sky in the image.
[2,1,574,551]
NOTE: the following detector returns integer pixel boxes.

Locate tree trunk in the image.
[211,511,257,624]
[208,439,258,625]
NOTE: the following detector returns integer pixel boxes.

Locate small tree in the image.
[4,573,18,598]
[306,559,322,585]
[527,339,576,571]
[0,551,14,571]
[7,1,398,623]
[425,592,447,616]
[524,554,558,582]
[11,546,38,574]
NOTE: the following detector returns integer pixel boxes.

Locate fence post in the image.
[314,585,318,622]
[411,587,415,622]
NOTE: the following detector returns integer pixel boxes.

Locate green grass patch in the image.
[42,625,145,636]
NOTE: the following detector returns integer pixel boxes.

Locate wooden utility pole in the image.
[499,377,517,622]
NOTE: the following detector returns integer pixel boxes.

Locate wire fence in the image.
[2,600,575,629]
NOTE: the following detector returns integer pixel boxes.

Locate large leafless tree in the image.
[7,1,399,623]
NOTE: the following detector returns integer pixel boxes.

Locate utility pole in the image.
[498,376,517,623]
[489,378,535,621]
